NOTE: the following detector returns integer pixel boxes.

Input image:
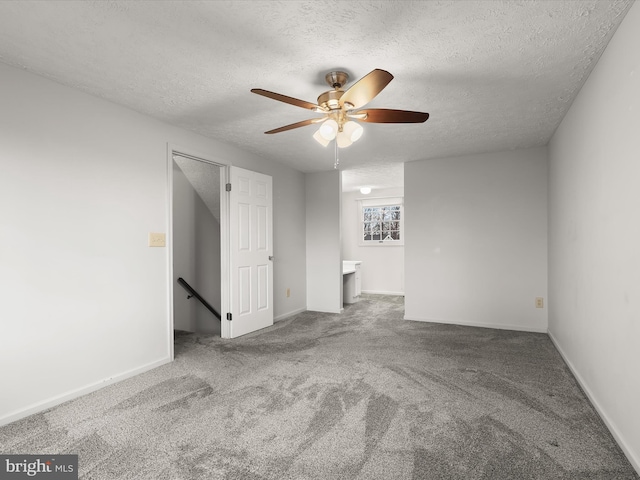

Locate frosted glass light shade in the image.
[360,187,372,194]
[319,119,338,140]
[343,121,364,142]
[336,130,353,148]
[313,129,330,147]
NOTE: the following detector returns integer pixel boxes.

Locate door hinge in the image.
[226,183,232,192]
[226,312,232,321]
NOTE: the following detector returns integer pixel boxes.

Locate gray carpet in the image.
[1,295,637,479]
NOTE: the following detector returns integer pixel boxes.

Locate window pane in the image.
[361,203,402,243]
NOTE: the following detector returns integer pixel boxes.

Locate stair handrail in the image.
[177,277,221,320]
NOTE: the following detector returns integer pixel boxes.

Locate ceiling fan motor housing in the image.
[317,89,345,110]
[317,71,350,110]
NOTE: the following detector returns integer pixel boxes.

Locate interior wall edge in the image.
[548,331,640,474]
[0,356,172,428]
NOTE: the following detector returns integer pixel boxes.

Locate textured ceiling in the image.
[342,163,404,193]
[0,0,633,191]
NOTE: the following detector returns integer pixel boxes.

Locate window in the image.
[358,197,403,245]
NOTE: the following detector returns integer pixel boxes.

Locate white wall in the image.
[342,187,405,295]
[404,147,548,332]
[0,61,307,424]
[172,162,221,334]
[548,2,640,471]
[306,171,342,313]
[273,165,307,321]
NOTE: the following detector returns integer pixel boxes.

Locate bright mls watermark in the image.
[0,455,77,479]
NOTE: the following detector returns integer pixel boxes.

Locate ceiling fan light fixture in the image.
[319,119,338,140]
[313,129,330,147]
[251,68,429,159]
[343,121,364,142]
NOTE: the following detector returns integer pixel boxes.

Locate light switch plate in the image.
[148,232,166,247]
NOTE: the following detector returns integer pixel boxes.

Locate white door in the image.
[227,166,273,338]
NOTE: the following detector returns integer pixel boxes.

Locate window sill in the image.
[358,242,404,247]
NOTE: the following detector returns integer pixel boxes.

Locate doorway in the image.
[168,149,275,349]
[340,164,406,298]
[171,153,224,338]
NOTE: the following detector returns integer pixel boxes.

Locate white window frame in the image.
[357,196,404,246]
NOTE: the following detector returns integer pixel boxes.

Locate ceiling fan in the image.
[251,69,429,149]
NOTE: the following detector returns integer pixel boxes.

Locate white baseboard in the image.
[0,356,172,427]
[274,307,306,323]
[362,290,405,296]
[306,306,342,314]
[403,315,548,333]
[548,331,640,475]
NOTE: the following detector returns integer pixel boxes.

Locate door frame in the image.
[167,144,231,358]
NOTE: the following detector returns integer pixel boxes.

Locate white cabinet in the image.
[354,263,361,296]
[343,261,362,304]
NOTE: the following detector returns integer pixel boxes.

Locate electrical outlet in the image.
[148,232,166,247]
[535,297,544,309]
[286,288,290,298]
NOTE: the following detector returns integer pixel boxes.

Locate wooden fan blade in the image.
[251,88,321,111]
[264,118,324,134]
[356,109,429,123]
[340,69,394,109]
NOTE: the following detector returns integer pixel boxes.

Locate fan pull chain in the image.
[334,140,339,169]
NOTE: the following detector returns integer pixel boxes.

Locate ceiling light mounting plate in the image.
[325,71,349,90]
